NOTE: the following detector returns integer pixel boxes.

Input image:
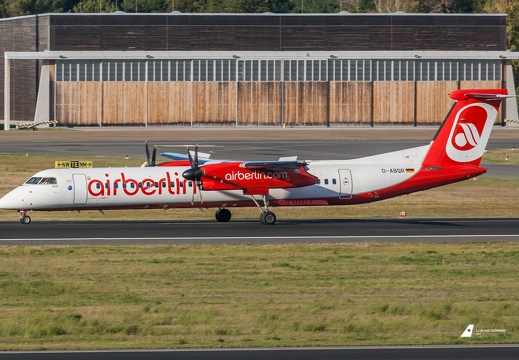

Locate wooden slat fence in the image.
[55,81,503,127]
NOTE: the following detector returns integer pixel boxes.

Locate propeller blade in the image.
[145,141,157,167]
[190,181,203,205]
[145,141,151,166]
[187,146,194,169]
[194,144,199,169]
[185,145,203,205]
[151,145,157,167]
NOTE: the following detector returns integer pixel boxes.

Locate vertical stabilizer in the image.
[423,89,508,168]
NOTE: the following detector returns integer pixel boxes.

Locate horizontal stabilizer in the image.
[465,93,516,100]
[449,89,509,101]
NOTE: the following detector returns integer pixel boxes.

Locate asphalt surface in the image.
[1,218,518,246]
[2,345,519,360]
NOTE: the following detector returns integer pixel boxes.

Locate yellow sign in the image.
[55,160,93,169]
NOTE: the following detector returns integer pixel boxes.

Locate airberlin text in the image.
[87,172,193,197]
[381,168,406,174]
[225,171,288,181]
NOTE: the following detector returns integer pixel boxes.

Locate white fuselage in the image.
[0,145,430,212]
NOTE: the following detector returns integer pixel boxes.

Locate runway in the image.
[1,218,518,246]
[2,345,519,360]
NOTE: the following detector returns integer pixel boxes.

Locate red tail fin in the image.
[422,89,508,167]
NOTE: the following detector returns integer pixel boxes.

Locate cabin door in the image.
[72,174,88,205]
[338,169,352,199]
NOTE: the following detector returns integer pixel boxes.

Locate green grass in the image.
[0,244,518,350]
[482,148,519,165]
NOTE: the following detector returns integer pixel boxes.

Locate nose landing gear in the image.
[19,210,31,224]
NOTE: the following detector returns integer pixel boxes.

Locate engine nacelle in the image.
[200,162,317,191]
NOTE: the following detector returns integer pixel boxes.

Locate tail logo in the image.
[454,122,481,150]
[446,103,496,163]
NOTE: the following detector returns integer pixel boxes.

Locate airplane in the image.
[0,88,510,225]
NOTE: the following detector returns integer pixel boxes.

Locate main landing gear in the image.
[252,195,276,225]
[19,210,31,224]
[215,208,232,222]
[214,195,277,225]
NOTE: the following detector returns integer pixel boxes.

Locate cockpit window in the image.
[25,177,42,185]
[24,177,57,185]
[41,178,57,185]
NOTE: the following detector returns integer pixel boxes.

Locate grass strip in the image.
[0,243,518,350]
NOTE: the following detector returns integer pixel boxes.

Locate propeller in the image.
[182,144,204,204]
[182,145,202,182]
[145,141,157,167]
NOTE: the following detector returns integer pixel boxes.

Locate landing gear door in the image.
[72,174,87,205]
[339,169,352,199]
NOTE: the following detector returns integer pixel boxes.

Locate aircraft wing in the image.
[160,151,213,164]
[161,153,304,169]
[241,160,310,172]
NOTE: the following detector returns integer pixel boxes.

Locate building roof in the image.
[5,50,516,61]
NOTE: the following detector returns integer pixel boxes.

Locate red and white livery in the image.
[0,89,509,225]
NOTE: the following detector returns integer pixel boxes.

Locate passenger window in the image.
[324,179,329,185]
[332,179,337,185]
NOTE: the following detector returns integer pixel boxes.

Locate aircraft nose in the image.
[0,193,13,209]
[0,190,24,210]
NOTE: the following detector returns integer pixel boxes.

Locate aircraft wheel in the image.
[260,211,276,225]
[215,208,232,222]
[20,215,31,224]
